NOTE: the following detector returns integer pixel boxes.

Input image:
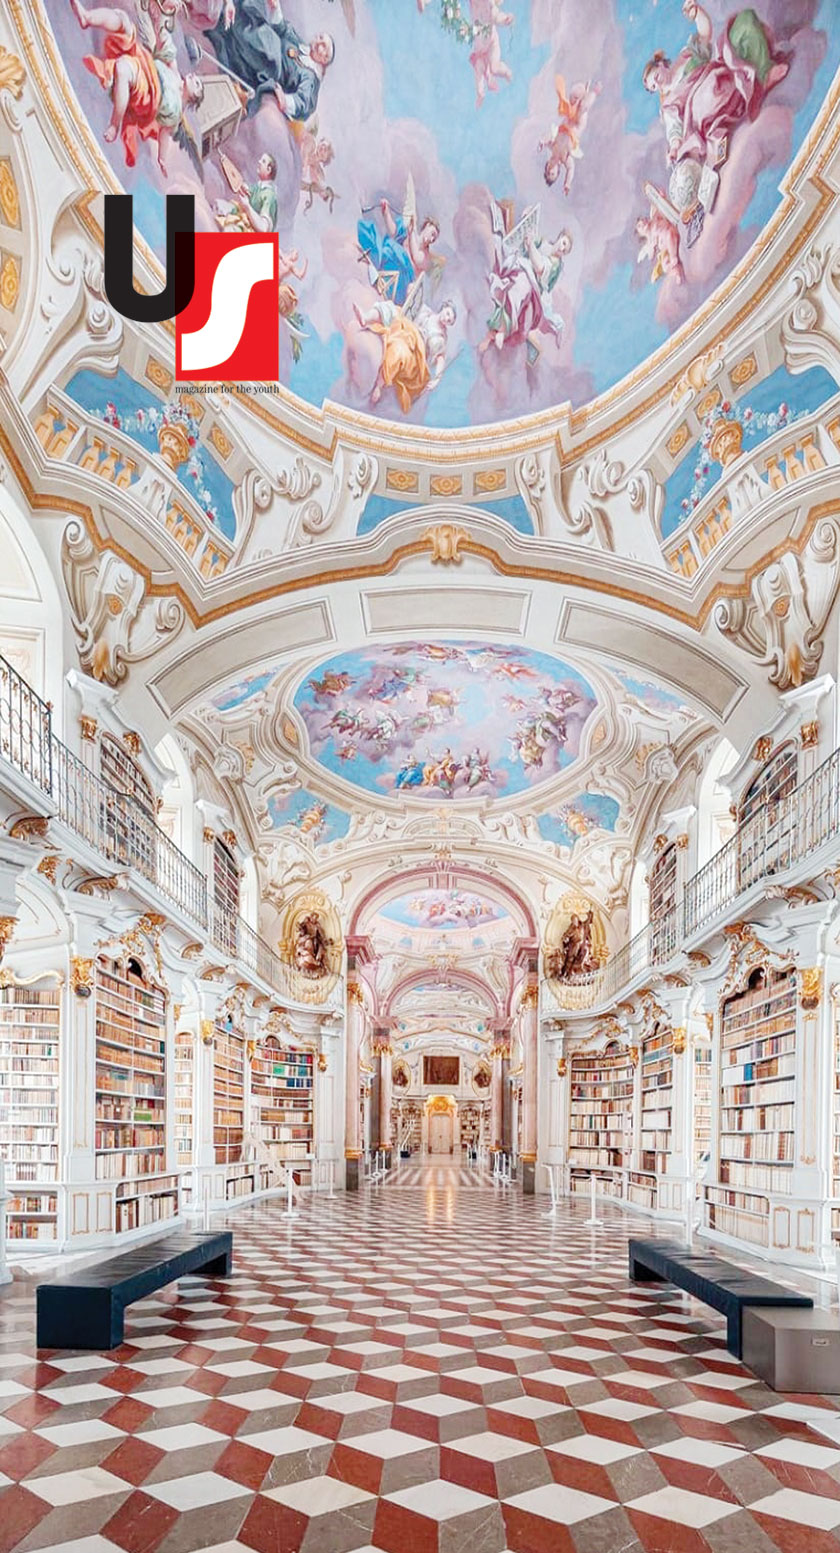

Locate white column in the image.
[345,980,364,1188]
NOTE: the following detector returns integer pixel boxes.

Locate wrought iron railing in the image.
[0,655,52,794]
[685,744,840,936]
[52,739,207,926]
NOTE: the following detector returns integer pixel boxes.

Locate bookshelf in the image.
[693,1043,712,1168]
[174,1028,194,1169]
[0,982,60,1242]
[251,1042,314,1184]
[628,1024,673,1210]
[832,1008,840,1236]
[650,843,677,960]
[95,956,177,1233]
[738,743,797,890]
[568,1043,634,1197]
[705,964,796,1247]
[213,1020,245,1165]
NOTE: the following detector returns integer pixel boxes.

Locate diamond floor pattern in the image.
[1,1164,839,1552]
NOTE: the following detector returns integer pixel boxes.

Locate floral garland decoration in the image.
[681,397,811,517]
[99,400,220,527]
[438,1,491,44]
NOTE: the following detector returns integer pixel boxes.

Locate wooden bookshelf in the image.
[640,1025,673,1175]
[95,956,176,1233]
[693,1043,712,1168]
[568,1043,634,1192]
[213,1020,245,1165]
[704,964,796,1247]
[174,1028,193,1168]
[0,982,60,1242]
[738,742,797,890]
[251,1043,313,1184]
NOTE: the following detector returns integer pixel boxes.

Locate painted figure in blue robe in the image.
[358,197,440,305]
[205,0,334,120]
[395,757,425,789]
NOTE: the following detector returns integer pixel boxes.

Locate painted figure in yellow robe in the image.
[354,297,456,414]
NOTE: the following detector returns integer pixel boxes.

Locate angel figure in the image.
[636,184,684,285]
[540,76,601,193]
[278,247,309,362]
[70,0,204,173]
[296,121,337,211]
[354,283,457,413]
[479,201,571,364]
[469,1,513,108]
[358,179,443,305]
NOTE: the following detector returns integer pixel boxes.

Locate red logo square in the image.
[175,232,279,382]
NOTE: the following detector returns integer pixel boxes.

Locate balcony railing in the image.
[685,743,840,937]
[544,744,840,1014]
[0,652,340,1004]
[0,656,52,795]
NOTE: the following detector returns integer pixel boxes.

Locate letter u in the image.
[104,194,196,324]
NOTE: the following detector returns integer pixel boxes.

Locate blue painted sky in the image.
[266,789,351,845]
[538,792,621,850]
[44,0,840,429]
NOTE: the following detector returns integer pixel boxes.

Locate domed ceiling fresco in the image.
[378,890,509,932]
[292,641,597,801]
[45,0,838,428]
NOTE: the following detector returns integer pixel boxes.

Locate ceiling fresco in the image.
[266,787,352,843]
[292,641,598,801]
[537,791,621,850]
[377,889,509,931]
[44,0,838,429]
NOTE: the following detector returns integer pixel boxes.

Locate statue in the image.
[549,908,598,981]
[293,911,328,977]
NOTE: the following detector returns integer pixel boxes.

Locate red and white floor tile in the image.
[2,1164,840,1553]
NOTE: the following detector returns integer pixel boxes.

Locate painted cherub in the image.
[636,185,684,284]
[298,121,337,211]
[69,0,204,174]
[469,0,513,108]
[539,76,601,193]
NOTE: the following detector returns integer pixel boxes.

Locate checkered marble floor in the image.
[3,1165,840,1553]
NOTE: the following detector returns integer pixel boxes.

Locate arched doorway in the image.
[425,1094,458,1155]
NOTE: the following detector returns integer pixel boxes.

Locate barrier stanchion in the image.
[584,1173,603,1228]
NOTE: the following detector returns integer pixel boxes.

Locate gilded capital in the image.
[80,715,98,742]
[123,731,141,756]
[672,1026,687,1056]
[200,1018,215,1046]
[347,981,364,1005]
[800,720,820,749]
[203,827,215,844]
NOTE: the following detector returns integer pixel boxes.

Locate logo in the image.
[176,232,279,382]
[103,195,280,383]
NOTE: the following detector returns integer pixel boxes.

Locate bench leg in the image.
[200,1250,232,1277]
[37,1286,124,1351]
[726,1309,742,1359]
[629,1257,663,1283]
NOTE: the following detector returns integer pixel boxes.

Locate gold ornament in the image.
[753,735,773,764]
[203,827,215,844]
[800,967,823,1011]
[556,1057,567,1078]
[422,523,469,564]
[0,47,25,100]
[0,161,19,227]
[347,981,364,1005]
[70,957,94,996]
[123,731,141,756]
[0,253,19,311]
[0,915,16,962]
[800,721,819,749]
[37,855,59,885]
[318,1052,328,1073]
[672,1027,687,1056]
[80,716,98,742]
[200,1019,215,1047]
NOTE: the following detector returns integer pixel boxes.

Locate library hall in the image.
[5,1,840,1550]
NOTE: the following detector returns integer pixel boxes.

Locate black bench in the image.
[628,1238,812,1358]
[37,1230,232,1351]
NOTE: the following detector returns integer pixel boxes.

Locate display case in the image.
[0,981,60,1242]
